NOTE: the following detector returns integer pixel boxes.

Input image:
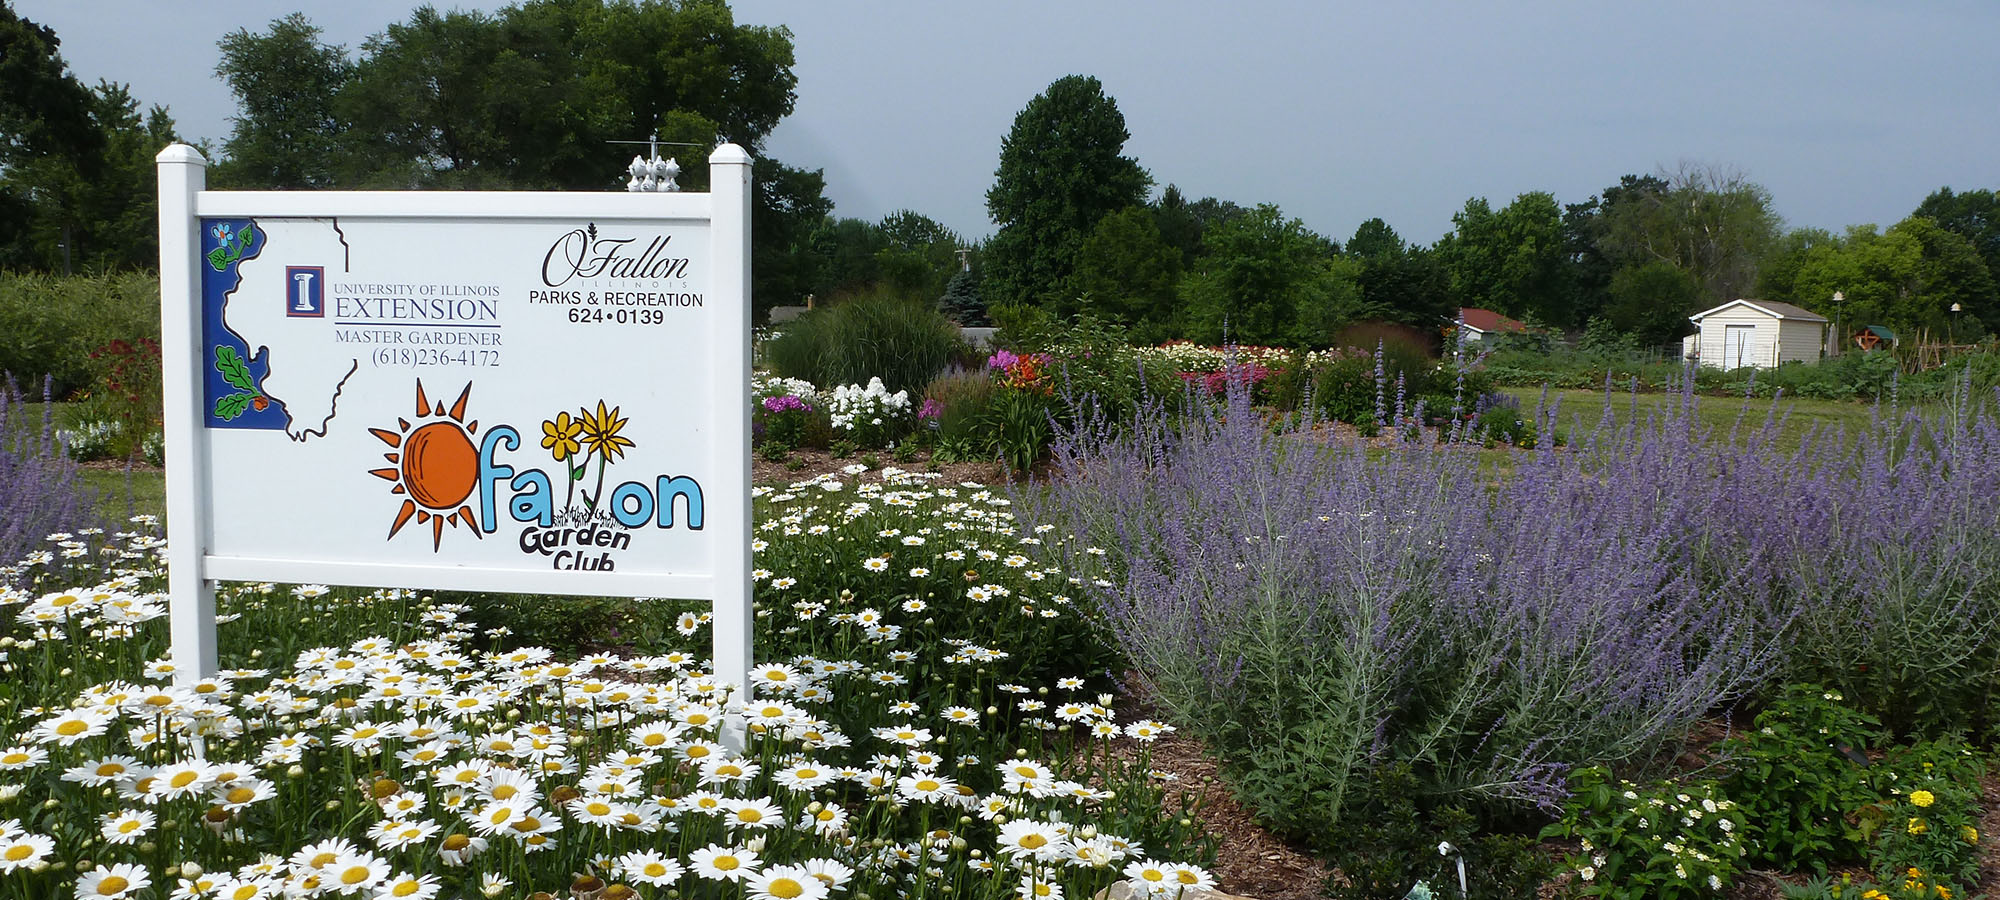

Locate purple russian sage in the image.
[1019,369,1827,832]
[0,376,100,575]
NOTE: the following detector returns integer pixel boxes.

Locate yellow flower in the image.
[1960,824,1978,845]
[540,412,582,462]
[1908,817,1929,835]
[1910,789,1936,808]
[577,400,634,463]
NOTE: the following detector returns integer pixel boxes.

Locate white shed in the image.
[1687,299,1829,370]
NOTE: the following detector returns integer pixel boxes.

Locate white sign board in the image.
[155,144,753,713]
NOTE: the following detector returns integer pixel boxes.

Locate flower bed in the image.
[0,470,1215,900]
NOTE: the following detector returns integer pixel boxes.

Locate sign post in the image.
[155,143,756,744]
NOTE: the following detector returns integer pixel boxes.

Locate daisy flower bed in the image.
[0,470,1216,900]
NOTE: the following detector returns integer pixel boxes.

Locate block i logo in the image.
[285,265,325,318]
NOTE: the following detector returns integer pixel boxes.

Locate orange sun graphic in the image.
[368,381,483,550]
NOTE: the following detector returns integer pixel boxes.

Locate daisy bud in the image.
[166,866,181,878]
[182,862,202,878]
[76,860,93,871]
[323,800,340,811]
[287,765,305,778]
[59,668,71,677]
[41,799,57,809]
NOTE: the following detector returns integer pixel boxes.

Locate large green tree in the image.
[213,14,351,189]
[213,1,827,312]
[1069,205,1183,342]
[983,75,1150,311]
[1597,163,1781,309]
[1436,192,1569,326]
[1178,204,1368,346]
[0,3,103,269]
[1913,187,2000,289]
[1781,217,1997,339]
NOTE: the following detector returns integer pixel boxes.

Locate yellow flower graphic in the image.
[1910,789,1935,808]
[540,412,582,462]
[578,400,634,463]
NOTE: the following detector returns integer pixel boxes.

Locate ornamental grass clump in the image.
[1024,375,1782,846]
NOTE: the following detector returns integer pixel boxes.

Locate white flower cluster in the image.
[752,375,821,406]
[1131,342,1294,373]
[827,378,910,432]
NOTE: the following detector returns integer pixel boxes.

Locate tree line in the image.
[971,75,2000,348]
[2,2,1995,346]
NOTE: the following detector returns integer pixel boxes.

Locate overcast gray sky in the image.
[18,0,1998,247]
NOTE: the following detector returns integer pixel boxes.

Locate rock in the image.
[1093,880,1257,900]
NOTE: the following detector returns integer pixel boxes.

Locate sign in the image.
[156,145,753,728]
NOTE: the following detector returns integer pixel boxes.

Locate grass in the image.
[1502,386,1893,453]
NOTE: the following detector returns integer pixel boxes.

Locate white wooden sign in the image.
[155,144,753,718]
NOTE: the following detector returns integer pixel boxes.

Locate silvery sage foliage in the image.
[1022,376,1789,837]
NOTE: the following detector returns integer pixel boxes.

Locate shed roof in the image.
[1458,308,1527,334]
[1688,299,1830,323]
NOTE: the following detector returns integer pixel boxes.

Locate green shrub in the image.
[1543,767,1747,899]
[764,285,967,395]
[1326,765,1553,900]
[1717,685,1884,870]
[0,272,161,398]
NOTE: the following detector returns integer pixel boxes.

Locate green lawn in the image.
[80,465,165,523]
[1501,386,1893,452]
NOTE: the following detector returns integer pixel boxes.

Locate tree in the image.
[1913,187,2000,289]
[983,75,1150,310]
[751,157,832,317]
[874,209,962,300]
[1605,260,1702,346]
[1069,206,1182,341]
[0,3,105,269]
[213,14,352,189]
[1437,192,1570,325]
[1598,162,1781,309]
[1178,204,1368,346]
[938,268,986,326]
[1346,218,1404,259]
[808,217,890,299]
[1561,174,1671,328]
[0,4,100,169]
[209,1,826,310]
[1356,244,1455,330]
[1784,217,1998,339]
[1152,184,1202,261]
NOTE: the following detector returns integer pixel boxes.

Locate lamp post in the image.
[1951,302,1962,345]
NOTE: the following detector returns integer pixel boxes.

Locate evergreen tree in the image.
[983,75,1150,311]
[938,268,987,326]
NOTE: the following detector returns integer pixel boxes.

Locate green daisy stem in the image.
[586,452,608,515]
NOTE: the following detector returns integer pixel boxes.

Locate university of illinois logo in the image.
[285,265,324,317]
